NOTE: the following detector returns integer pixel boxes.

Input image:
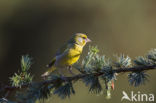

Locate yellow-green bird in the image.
[41,33,91,77]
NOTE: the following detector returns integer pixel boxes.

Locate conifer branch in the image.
[1,46,156,103]
[1,64,156,92]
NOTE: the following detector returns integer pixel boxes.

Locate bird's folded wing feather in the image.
[47,41,73,67]
[46,57,56,68]
[56,41,73,56]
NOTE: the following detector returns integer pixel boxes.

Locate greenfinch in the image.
[42,33,91,77]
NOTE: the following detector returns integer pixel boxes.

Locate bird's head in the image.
[73,33,91,47]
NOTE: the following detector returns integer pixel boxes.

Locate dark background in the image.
[0,0,156,103]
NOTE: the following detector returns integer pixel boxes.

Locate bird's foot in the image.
[67,66,75,76]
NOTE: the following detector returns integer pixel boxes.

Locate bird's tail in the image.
[46,57,56,68]
[41,57,57,77]
[41,66,57,77]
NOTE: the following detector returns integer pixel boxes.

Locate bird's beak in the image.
[86,38,91,43]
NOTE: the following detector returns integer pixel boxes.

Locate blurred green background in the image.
[0,0,156,103]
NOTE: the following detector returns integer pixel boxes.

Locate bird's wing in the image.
[56,44,68,56]
[46,57,56,68]
[47,39,74,68]
[56,41,73,56]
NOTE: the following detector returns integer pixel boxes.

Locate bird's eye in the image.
[82,37,86,39]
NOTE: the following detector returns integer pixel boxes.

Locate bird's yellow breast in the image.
[60,44,83,66]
